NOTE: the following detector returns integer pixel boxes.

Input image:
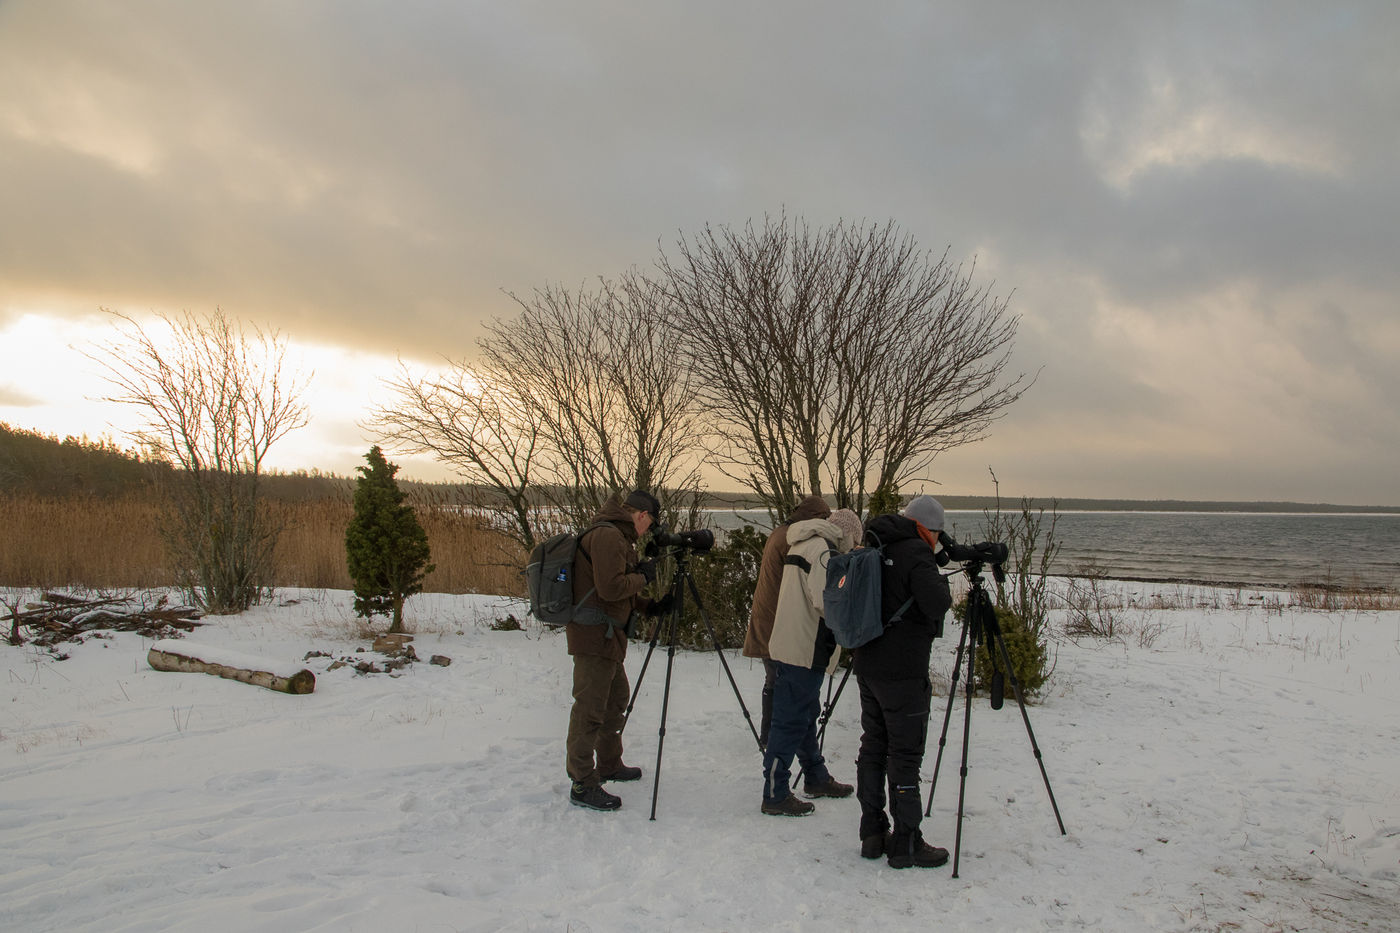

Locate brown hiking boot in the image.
[599,764,642,782]
[804,776,854,798]
[761,794,816,817]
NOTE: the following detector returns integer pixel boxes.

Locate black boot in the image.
[888,833,948,869]
[860,832,892,860]
[570,782,621,811]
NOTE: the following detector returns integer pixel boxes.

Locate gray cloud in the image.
[1,0,1397,503]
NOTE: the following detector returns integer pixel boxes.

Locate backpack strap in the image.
[572,521,632,637]
[864,529,914,626]
[887,596,915,626]
[783,554,812,573]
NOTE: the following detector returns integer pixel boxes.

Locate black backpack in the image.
[821,532,914,649]
[524,523,616,628]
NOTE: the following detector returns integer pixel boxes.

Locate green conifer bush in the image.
[345,446,435,633]
[955,598,1049,699]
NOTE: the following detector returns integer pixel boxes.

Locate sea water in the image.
[704,509,1400,589]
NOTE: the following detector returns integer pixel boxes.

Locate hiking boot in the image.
[888,834,949,869]
[804,776,854,798]
[599,764,642,782]
[570,782,621,812]
[760,794,816,817]
[861,832,892,860]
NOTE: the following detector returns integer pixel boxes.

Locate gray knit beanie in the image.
[827,508,864,551]
[902,495,945,533]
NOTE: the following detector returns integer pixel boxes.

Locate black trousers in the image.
[855,674,933,842]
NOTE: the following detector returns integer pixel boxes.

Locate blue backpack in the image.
[821,532,914,650]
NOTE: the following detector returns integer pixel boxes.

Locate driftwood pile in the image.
[5,591,203,649]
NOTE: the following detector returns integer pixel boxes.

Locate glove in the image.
[636,560,657,585]
[645,593,676,618]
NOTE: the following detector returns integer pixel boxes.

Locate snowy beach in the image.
[3,583,1398,932]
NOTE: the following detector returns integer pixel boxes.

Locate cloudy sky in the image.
[2,1,1397,505]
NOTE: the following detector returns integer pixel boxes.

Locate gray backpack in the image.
[524,523,618,630]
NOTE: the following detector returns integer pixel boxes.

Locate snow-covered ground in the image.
[3,583,1398,932]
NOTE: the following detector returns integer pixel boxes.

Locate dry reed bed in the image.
[0,494,523,596]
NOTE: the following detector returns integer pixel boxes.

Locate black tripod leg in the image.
[648,588,684,821]
[926,616,971,817]
[620,572,683,736]
[816,665,851,752]
[684,571,763,751]
[986,614,1067,835]
[951,609,979,879]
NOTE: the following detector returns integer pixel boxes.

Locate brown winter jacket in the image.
[568,498,648,662]
[742,495,831,659]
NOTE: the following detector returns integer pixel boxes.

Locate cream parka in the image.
[768,517,854,673]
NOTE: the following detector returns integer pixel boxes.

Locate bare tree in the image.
[366,356,544,550]
[660,213,1030,515]
[91,308,309,611]
[369,273,706,547]
[480,273,706,529]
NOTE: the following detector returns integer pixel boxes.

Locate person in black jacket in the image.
[852,495,953,868]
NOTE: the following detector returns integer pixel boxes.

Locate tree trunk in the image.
[147,644,315,694]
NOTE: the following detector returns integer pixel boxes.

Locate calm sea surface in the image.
[703,510,1400,590]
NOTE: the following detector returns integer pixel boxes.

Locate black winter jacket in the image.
[852,514,952,682]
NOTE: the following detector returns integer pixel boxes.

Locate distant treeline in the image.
[2,423,438,503]
[884,496,1400,515]
[4,422,1393,513]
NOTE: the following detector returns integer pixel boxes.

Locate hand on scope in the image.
[645,593,676,617]
[636,560,657,584]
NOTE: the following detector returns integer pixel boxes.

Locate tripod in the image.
[925,560,1066,877]
[620,546,763,819]
[792,662,852,788]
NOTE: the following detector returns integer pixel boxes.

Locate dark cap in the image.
[624,489,661,522]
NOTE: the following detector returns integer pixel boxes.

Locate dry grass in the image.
[0,494,170,589]
[1291,580,1400,611]
[0,492,524,597]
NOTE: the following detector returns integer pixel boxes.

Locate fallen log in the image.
[147,640,316,695]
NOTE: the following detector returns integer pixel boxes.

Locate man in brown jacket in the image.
[742,494,831,748]
[566,489,661,811]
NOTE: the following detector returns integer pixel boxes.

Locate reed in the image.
[0,492,524,597]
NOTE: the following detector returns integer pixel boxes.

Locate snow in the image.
[3,583,1399,932]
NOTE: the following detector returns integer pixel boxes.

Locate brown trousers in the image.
[566,654,630,786]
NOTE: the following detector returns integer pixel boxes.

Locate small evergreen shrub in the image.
[651,523,765,650]
[955,597,1049,699]
[345,446,435,634]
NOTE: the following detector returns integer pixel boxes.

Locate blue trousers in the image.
[762,661,830,802]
